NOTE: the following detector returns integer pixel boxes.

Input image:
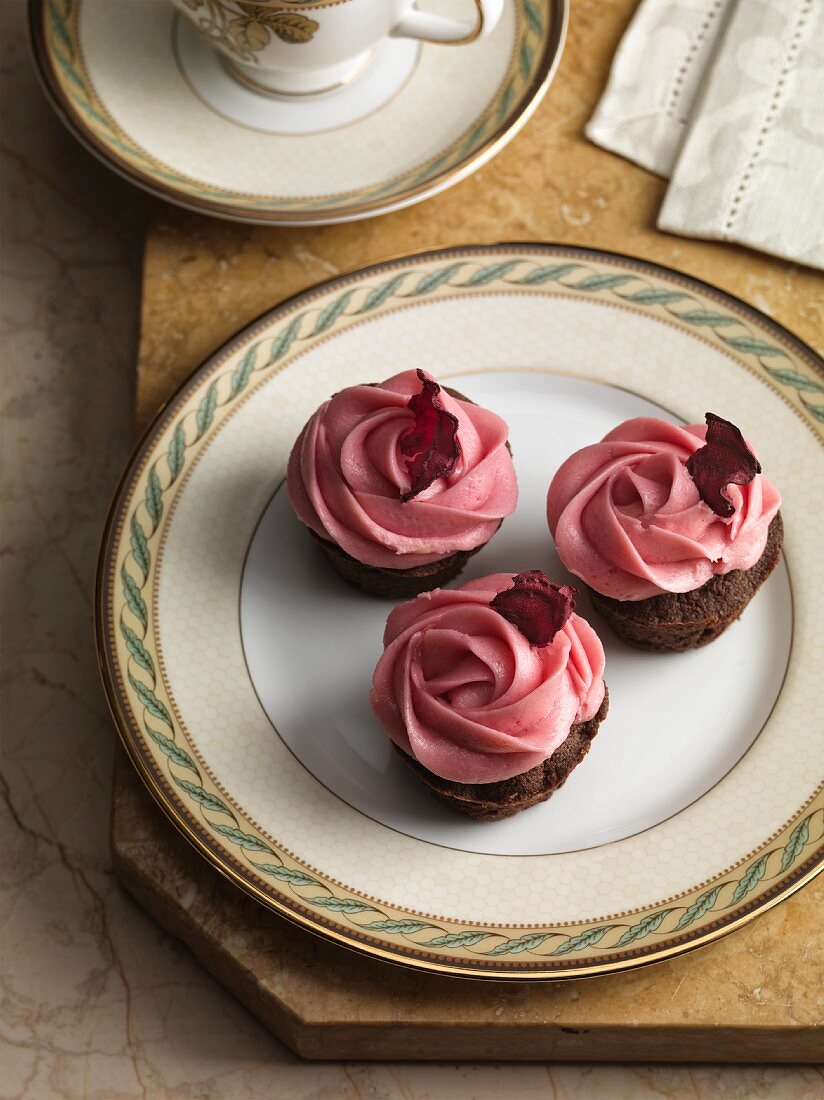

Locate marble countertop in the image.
[2,0,822,1095]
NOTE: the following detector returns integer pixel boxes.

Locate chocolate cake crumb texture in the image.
[396,687,610,821]
[312,529,484,599]
[590,513,783,652]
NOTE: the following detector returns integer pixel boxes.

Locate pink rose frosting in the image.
[286,371,517,569]
[548,417,781,601]
[370,574,606,784]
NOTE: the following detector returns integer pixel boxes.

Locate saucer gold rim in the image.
[94,242,823,979]
[29,0,567,225]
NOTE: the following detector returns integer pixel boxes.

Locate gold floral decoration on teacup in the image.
[183,0,319,62]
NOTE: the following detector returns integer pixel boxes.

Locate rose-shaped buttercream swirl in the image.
[370,574,606,784]
[286,370,517,569]
[548,417,781,601]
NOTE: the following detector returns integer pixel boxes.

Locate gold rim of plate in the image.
[95,244,824,979]
[29,0,567,225]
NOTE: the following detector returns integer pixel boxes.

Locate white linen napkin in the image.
[586,0,824,270]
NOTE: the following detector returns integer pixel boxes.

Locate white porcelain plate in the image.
[97,245,824,978]
[32,0,565,224]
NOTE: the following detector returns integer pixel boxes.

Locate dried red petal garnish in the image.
[686,412,761,518]
[490,571,576,648]
[399,369,461,502]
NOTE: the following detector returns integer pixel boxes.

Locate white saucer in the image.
[174,17,421,136]
[33,0,567,224]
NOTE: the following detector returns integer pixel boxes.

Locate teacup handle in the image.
[393,0,504,45]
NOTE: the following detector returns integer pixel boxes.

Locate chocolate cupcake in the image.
[547,414,783,652]
[370,571,608,820]
[287,370,518,598]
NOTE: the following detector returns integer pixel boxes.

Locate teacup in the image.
[170,0,505,96]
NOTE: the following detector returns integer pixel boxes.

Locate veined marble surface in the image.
[1,0,822,1096]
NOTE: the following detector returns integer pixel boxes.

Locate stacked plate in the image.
[95,244,824,978]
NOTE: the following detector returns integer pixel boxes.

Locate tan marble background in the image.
[2,0,823,1096]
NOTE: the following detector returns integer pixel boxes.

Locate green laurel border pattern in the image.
[114,254,824,963]
[43,0,549,213]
